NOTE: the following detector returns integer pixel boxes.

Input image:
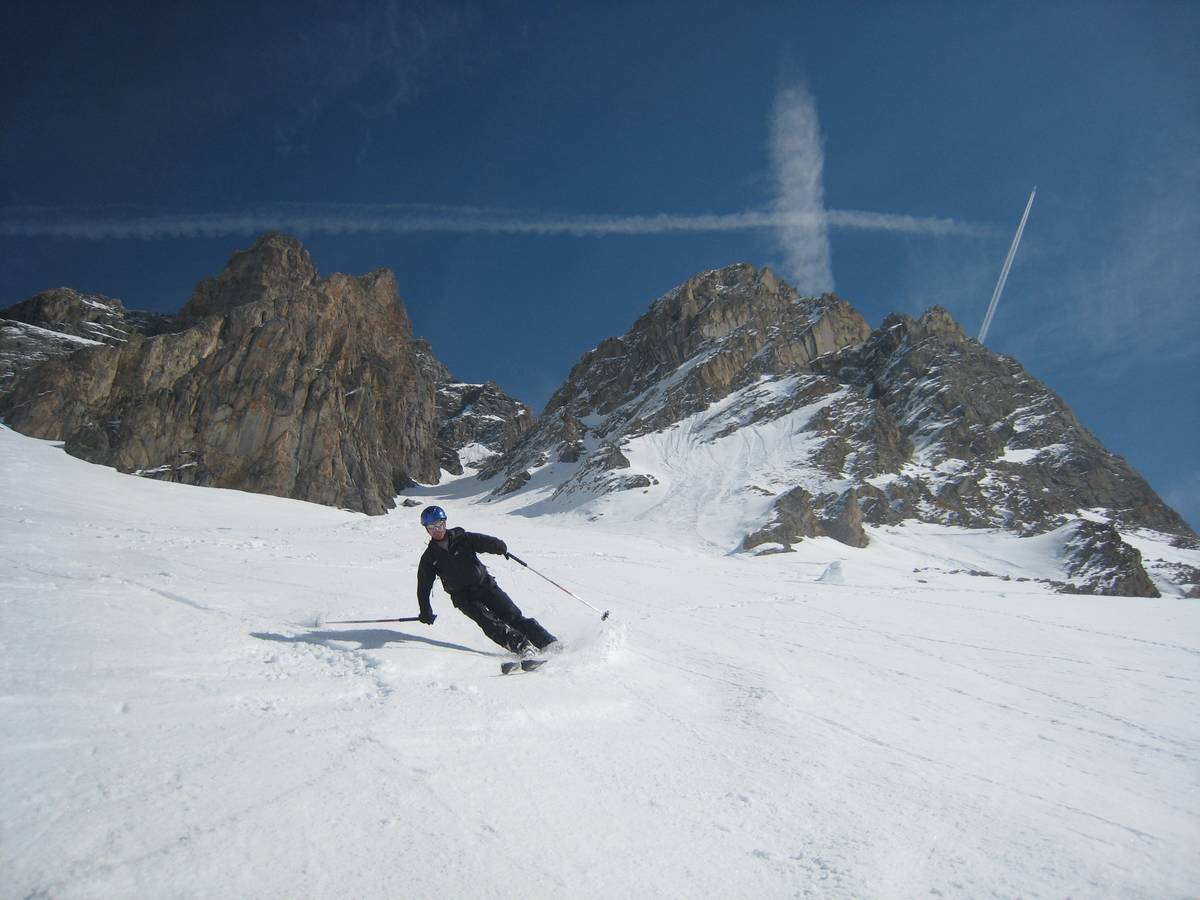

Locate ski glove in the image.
[418,610,437,625]
[496,541,507,555]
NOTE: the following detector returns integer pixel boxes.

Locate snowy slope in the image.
[2,425,1198,898]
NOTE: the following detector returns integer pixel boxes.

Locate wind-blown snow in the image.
[2,425,1198,898]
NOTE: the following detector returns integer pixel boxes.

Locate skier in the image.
[414,505,558,656]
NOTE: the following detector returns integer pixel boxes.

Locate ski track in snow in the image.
[2,425,1199,899]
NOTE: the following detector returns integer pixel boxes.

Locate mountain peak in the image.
[478,265,1194,591]
[481,264,874,494]
[182,232,318,318]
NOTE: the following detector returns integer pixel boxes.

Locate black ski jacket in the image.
[417,527,507,614]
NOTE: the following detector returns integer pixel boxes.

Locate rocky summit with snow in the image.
[478,263,1196,597]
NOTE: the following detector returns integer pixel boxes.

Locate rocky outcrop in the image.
[3,287,188,342]
[1057,520,1160,598]
[743,305,1194,551]
[433,380,534,475]
[3,288,132,346]
[1,288,194,391]
[0,234,446,514]
[182,236,318,319]
[409,339,535,476]
[813,308,1193,537]
[742,486,868,552]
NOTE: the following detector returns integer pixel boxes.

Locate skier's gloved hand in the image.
[418,610,436,625]
[496,541,507,555]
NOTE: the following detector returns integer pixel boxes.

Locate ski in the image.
[500,658,546,674]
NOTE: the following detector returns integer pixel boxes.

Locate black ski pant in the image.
[452,577,556,653]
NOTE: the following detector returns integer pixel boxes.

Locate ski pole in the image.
[505,553,610,621]
[322,616,424,625]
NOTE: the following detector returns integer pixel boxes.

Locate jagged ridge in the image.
[478,264,1195,597]
[0,235,528,514]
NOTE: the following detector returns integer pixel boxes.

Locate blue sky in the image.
[2,1,1197,529]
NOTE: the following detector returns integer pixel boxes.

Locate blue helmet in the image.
[420,505,447,526]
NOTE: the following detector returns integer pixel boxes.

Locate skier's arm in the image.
[416,553,437,624]
[465,531,508,556]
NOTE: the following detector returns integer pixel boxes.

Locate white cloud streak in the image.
[0,204,999,242]
[768,82,834,294]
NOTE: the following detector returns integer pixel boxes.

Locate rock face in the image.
[480,262,1194,595]
[809,307,1192,539]
[412,338,535,476]
[4,288,133,346]
[1056,520,1159,598]
[0,288,184,390]
[0,235,466,514]
[480,264,874,502]
[434,381,534,475]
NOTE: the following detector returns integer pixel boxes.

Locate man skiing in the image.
[414,505,558,656]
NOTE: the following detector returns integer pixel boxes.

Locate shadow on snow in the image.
[251,628,492,655]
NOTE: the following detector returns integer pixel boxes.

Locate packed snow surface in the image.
[2,425,1198,898]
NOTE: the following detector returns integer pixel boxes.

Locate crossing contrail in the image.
[0,204,1001,241]
[978,187,1037,344]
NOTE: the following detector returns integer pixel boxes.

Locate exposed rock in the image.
[434,380,534,475]
[544,264,872,439]
[815,308,1193,537]
[1057,520,1160,598]
[742,487,822,550]
[819,488,870,549]
[481,263,1195,578]
[412,338,453,383]
[1,288,188,389]
[742,486,868,551]
[2,319,99,390]
[486,264,874,503]
[0,234,448,515]
[182,234,318,319]
[562,442,659,497]
[498,470,532,495]
[407,339,534,476]
[480,407,588,495]
[3,288,132,345]
[1143,560,1200,598]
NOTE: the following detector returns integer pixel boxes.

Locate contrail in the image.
[769,82,833,294]
[0,204,1000,241]
[978,187,1037,344]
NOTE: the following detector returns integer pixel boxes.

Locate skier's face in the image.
[425,519,447,539]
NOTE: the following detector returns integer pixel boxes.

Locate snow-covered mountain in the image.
[477,264,1196,597]
[3,423,1198,898]
[2,239,1195,596]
